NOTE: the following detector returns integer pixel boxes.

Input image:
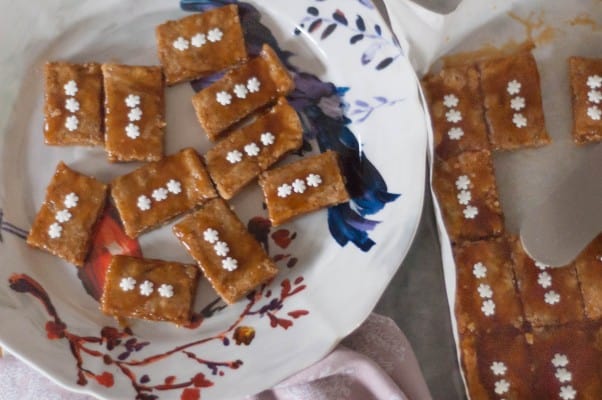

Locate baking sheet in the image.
[383,0,602,397]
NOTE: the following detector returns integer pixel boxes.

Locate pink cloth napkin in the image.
[0,314,431,400]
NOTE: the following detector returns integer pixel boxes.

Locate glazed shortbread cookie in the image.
[192,44,294,140]
[101,255,199,326]
[453,237,524,335]
[173,198,278,304]
[432,150,504,243]
[478,52,550,150]
[573,233,602,320]
[204,97,303,199]
[568,57,602,144]
[460,329,535,399]
[111,148,216,238]
[530,325,602,399]
[102,64,166,162]
[155,4,247,85]
[421,64,490,159]
[27,162,108,266]
[44,62,103,146]
[510,236,585,327]
[259,150,349,226]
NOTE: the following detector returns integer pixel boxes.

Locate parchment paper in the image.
[383,0,602,397]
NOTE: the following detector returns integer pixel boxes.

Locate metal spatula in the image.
[520,144,602,267]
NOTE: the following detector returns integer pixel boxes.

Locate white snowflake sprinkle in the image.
[261,132,275,146]
[125,94,140,108]
[473,262,487,279]
[510,96,526,111]
[455,175,471,190]
[48,222,62,239]
[244,142,260,157]
[128,107,143,122]
[448,127,464,140]
[445,109,462,123]
[537,271,552,288]
[457,190,471,205]
[125,123,140,139]
[65,97,80,113]
[490,361,507,376]
[191,33,207,48]
[64,193,79,209]
[247,77,261,93]
[512,113,528,128]
[463,205,479,219]
[587,106,601,120]
[151,187,168,202]
[552,353,569,368]
[203,228,219,244]
[222,256,238,271]
[507,80,521,95]
[544,290,561,305]
[494,379,510,395]
[277,184,292,198]
[233,83,248,99]
[64,80,78,96]
[306,174,322,188]
[158,284,174,298]
[137,195,151,211]
[588,90,602,104]
[214,241,230,257]
[55,209,72,223]
[443,94,459,108]
[139,280,154,296]
[173,36,189,51]
[216,90,232,106]
[559,385,577,400]
[292,178,307,194]
[65,115,79,131]
[226,150,243,164]
[119,277,136,292]
[477,283,493,299]
[587,75,602,89]
[555,368,572,383]
[166,179,182,194]
[207,27,223,42]
[481,299,496,316]
[535,261,549,270]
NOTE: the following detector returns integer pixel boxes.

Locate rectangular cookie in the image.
[453,237,524,335]
[204,97,303,199]
[44,62,103,146]
[478,52,551,150]
[573,233,602,320]
[155,4,247,85]
[259,150,349,226]
[111,148,216,238]
[172,198,278,304]
[102,63,166,162]
[510,236,585,327]
[568,56,602,144]
[192,44,294,140]
[100,255,199,326]
[26,162,108,266]
[460,329,535,399]
[432,150,504,243]
[530,325,602,399]
[421,64,490,159]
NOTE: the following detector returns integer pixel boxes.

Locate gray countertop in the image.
[373,1,466,399]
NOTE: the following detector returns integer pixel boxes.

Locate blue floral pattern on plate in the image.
[181,0,401,251]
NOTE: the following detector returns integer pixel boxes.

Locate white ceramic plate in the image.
[0,0,427,398]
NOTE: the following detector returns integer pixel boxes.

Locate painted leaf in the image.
[321,23,337,39]
[308,18,322,33]
[350,33,364,44]
[356,15,366,31]
[376,57,394,70]
[333,10,348,25]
